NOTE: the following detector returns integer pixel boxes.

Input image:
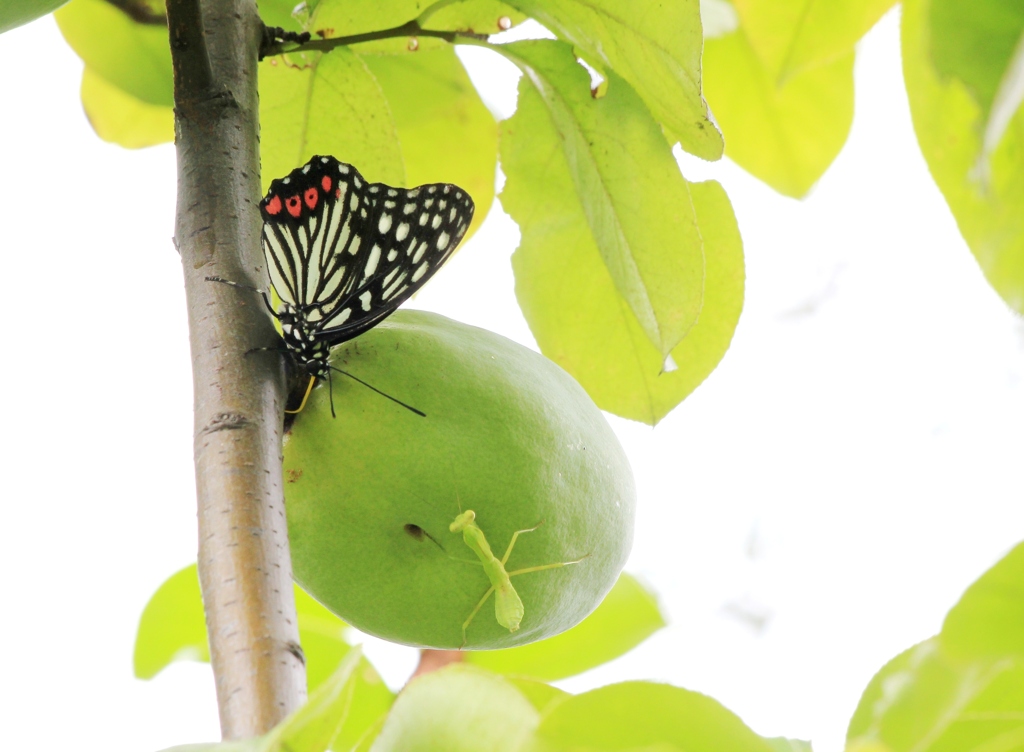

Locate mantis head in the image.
[449,509,476,533]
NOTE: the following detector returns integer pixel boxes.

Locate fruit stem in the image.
[409,650,465,683]
[167,0,306,737]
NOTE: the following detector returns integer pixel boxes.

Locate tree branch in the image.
[260,20,488,60]
[165,0,306,738]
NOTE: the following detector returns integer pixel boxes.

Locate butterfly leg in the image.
[205,275,276,317]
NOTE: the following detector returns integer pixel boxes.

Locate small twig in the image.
[105,0,166,25]
[260,19,488,60]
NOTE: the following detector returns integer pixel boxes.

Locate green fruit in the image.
[283,310,635,649]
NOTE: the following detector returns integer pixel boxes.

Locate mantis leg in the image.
[500,524,542,566]
[461,585,496,648]
[507,555,589,578]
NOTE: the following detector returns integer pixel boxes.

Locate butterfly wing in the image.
[317,177,474,344]
[260,156,378,326]
[260,156,474,344]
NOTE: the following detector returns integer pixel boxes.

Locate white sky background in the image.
[1,9,1023,752]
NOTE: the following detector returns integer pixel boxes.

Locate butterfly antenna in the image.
[329,366,426,417]
[450,458,463,514]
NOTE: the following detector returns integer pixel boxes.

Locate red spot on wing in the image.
[304,187,319,209]
[285,195,302,217]
[266,195,282,215]
[335,187,340,198]
[321,175,332,192]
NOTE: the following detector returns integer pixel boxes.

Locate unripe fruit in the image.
[283,311,634,649]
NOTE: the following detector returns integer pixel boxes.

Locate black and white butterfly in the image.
[209,156,474,412]
[259,155,474,382]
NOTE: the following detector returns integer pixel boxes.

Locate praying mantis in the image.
[446,508,588,647]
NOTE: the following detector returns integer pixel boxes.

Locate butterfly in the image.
[212,155,474,414]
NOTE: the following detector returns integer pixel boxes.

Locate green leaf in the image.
[702,26,854,198]
[55,0,173,107]
[469,573,664,681]
[902,0,1024,314]
[731,0,895,83]
[503,73,743,424]
[260,48,405,191]
[846,639,1024,752]
[260,0,306,32]
[80,67,173,149]
[136,565,393,748]
[309,0,522,54]
[529,681,775,752]
[159,649,365,752]
[1,0,68,34]
[134,564,209,679]
[941,541,1024,661]
[371,664,540,752]
[928,0,1024,118]
[766,739,813,752]
[506,678,570,714]
[266,648,363,752]
[504,0,723,160]
[927,0,1024,189]
[361,46,497,240]
[498,39,705,360]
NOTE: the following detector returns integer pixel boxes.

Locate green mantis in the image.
[448,508,586,647]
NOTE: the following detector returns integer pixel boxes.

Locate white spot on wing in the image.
[360,291,373,311]
[395,223,409,242]
[431,214,442,229]
[413,241,428,263]
[419,213,429,226]
[378,214,392,234]
[387,249,398,261]
[365,244,381,277]
[437,231,450,250]
[412,262,429,282]
[403,203,416,215]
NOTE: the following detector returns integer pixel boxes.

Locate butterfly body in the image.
[258,155,474,383]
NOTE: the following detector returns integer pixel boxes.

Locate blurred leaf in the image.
[1,0,68,34]
[506,678,570,714]
[159,649,365,752]
[136,565,392,748]
[928,0,1024,117]
[371,664,539,752]
[134,563,209,679]
[942,541,1024,661]
[469,573,664,680]
[927,0,1024,187]
[504,73,743,424]
[55,0,173,107]
[902,0,1024,314]
[361,47,497,240]
[504,0,723,160]
[846,638,1024,752]
[261,0,306,31]
[766,739,813,752]
[260,48,405,190]
[731,0,895,83]
[498,39,705,359]
[267,649,363,752]
[703,27,854,198]
[80,67,173,148]
[529,681,774,751]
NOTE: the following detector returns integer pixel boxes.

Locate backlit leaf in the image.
[55,0,173,107]
[80,67,173,149]
[703,26,854,198]
[469,573,665,681]
[498,39,705,359]
[902,0,1024,313]
[504,0,723,160]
